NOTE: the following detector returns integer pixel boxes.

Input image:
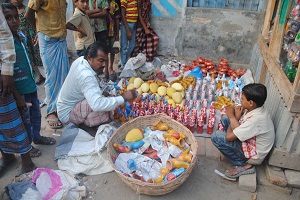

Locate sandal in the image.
[46,117,63,129]
[35,75,45,85]
[225,166,256,178]
[34,136,56,145]
[15,164,37,177]
[29,147,42,157]
[0,156,16,177]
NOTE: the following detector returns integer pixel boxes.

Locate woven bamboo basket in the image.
[107,114,198,196]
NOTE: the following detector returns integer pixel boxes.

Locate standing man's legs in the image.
[38,32,69,129]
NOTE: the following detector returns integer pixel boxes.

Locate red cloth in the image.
[242,137,257,159]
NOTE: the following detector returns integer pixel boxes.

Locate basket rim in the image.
[106,113,198,186]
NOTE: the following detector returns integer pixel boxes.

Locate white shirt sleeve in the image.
[79,73,124,112]
[233,118,259,142]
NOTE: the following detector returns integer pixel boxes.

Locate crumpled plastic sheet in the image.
[115,128,185,181]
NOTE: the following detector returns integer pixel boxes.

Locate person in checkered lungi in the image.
[57,42,136,136]
[131,0,159,62]
[0,6,36,178]
[211,83,275,179]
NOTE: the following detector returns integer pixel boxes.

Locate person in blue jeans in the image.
[211,83,275,179]
[3,3,56,158]
[120,0,138,68]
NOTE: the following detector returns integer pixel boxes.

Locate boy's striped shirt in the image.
[121,0,138,23]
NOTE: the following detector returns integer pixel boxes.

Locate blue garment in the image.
[6,181,39,200]
[38,32,70,115]
[23,91,42,143]
[120,22,136,67]
[211,115,248,166]
[0,93,31,154]
[13,34,37,95]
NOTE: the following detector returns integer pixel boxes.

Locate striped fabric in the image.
[0,94,31,154]
[132,27,159,61]
[121,0,138,23]
[0,7,16,76]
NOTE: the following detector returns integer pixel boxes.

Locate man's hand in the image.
[33,34,38,46]
[115,33,119,41]
[0,75,14,97]
[225,106,235,119]
[234,105,243,120]
[122,90,136,101]
[126,30,132,40]
[144,28,151,35]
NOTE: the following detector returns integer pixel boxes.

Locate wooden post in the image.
[259,61,267,84]
[269,0,292,59]
[292,60,300,94]
[262,0,276,40]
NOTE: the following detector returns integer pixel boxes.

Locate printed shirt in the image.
[28,0,67,38]
[57,56,124,123]
[68,8,95,50]
[89,0,109,33]
[121,0,138,23]
[13,33,37,95]
[0,7,16,76]
[233,106,275,165]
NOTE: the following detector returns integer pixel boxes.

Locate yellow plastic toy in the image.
[178,147,192,163]
[155,167,169,183]
[166,158,189,170]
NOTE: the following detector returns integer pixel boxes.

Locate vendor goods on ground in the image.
[113,56,251,137]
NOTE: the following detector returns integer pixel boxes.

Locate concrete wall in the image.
[151,0,264,65]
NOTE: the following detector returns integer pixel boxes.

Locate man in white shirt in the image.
[57,42,135,136]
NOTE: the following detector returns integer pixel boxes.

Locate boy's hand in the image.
[78,28,87,38]
[0,75,14,97]
[225,106,235,119]
[234,105,243,120]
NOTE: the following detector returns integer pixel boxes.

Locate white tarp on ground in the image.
[55,123,114,175]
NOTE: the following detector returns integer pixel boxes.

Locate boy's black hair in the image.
[242,83,267,108]
[84,41,109,60]
[2,2,17,12]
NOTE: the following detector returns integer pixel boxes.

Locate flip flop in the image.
[225,166,256,179]
[29,147,42,157]
[0,156,16,177]
[46,117,63,129]
[34,136,56,145]
[15,164,37,177]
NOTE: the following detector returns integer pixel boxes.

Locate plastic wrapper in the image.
[115,153,162,181]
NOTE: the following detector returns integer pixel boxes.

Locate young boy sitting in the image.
[211,83,275,179]
[2,3,56,158]
[66,0,95,57]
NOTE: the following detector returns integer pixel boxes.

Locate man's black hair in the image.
[242,83,267,107]
[84,41,109,60]
[2,2,18,12]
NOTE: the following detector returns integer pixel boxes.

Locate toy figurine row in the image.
[185,73,245,103]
